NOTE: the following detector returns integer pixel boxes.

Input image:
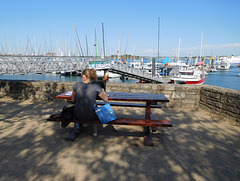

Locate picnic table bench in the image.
[47,91,172,146]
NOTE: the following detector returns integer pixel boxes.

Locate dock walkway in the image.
[0,98,239,181]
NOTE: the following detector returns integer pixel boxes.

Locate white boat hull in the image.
[109,72,121,78]
[96,70,121,78]
[170,67,205,85]
[170,78,205,85]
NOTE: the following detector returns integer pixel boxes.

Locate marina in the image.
[0,63,239,90]
[0,54,239,90]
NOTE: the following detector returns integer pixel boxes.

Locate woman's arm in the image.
[98,89,108,102]
[71,90,76,104]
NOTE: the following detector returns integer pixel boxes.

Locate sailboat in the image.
[170,34,206,85]
[170,66,205,84]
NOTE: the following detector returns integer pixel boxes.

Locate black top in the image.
[73,82,102,121]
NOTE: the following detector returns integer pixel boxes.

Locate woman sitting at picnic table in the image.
[71,68,108,137]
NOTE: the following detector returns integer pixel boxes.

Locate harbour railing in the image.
[0,55,168,83]
[0,55,89,75]
[110,62,166,83]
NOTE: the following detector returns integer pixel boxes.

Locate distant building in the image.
[45,52,56,56]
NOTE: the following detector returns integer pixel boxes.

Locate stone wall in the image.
[199,85,240,122]
[0,80,74,102]
[106,83,201,109]
[0,80,201,109]
[0,80,239,122]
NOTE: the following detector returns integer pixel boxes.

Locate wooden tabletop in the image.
[56,91,169,103]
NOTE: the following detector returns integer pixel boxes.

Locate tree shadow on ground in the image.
[0,99,239,181]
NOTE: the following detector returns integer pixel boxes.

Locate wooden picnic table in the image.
[53,91,171,146]
[56,91,169,117]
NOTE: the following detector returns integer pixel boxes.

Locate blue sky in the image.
[0,0,240,57]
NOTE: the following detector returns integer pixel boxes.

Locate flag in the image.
[198,60,204,65]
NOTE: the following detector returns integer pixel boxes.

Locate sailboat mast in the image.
[102,23,105,59]
[75,28,84,56]
[177,37,181,62]
[94,28,97,58]
[25,34,30,55]
[200,32,203,61]
[85,35,89,57]
[118,39,121,61]
[4,34,8,54]
[157,16,160,59]
[49,30,52,54]
[0,42,5,54]
[118,32,122,62]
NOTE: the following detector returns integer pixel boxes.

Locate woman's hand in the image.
[99,89,108,102]
[71,90,76,104]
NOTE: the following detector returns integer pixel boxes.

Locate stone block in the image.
[220,95,226,104]
[157,85,166,91]
[172,91,186,99]
[130,89,143,93]
[182,99,197,104]
[206,99,223,109]
[226,96,240,108]
[206,91,221,101]
[151,90,159,94]
[186,94,198,99]
[155,90,169,95]
[107,87,119,92]
[164,85,175,91]
[122,87,130,92]
[141,84,151,90]
[226,91,240,99]
[186,91,199,95]
[175,84,201,91]
[152,84,158,90]
[223,105,239,114]
[201,85,227,93]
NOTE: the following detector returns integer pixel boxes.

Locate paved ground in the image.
[0,98,239,181]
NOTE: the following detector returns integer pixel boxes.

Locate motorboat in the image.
[205,65,217,73]
[219,56,240,66]
[96,70,121,78]
[108,72,121,78]
[218,61,230,70]
[60,71,70,76]
[170,67,205,85]
[209,66,217,72]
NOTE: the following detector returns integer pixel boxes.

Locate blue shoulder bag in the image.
[94,104,117,124]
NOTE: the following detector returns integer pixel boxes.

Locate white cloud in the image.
[175,43,240,57]
[206,43,240,48]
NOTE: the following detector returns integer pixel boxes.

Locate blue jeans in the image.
[74,123,80,133]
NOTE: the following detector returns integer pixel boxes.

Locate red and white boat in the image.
[170,68,205,85]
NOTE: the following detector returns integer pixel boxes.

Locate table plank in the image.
[56,91,169,103]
